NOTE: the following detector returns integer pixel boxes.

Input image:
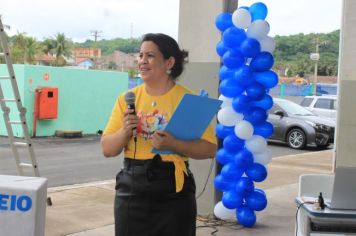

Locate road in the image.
[0,135,332,188]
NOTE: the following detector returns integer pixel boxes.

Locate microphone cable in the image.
[196,157,215,200]
[126,135,137,236]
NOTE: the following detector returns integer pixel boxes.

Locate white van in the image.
[300,95,337,120]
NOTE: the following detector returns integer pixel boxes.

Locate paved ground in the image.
[43,150,334,236]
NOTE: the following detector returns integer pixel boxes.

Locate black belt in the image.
[124,154,189,170]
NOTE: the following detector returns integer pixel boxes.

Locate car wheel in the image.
[287,128,306,149]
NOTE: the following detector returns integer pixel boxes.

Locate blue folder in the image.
[152,93,222,155]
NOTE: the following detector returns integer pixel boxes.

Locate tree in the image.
[107,61,117,70]
[11,32,27,63]
[274,30,340,77]
[41,38,55,55]
[24,37,40,64]
[127,68,138,78]
[52,33,73,66]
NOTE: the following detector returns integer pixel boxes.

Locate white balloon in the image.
[219,94,233,108]
[247,20,270,40]
[259,36,276,53]
[234,120,254,140]
[217,107,244,127]
[232,8,251,29]
[253,148,272,165]
[245,135,267,153]
[214,201,237,221]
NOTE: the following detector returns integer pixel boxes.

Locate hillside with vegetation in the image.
[1,30,340,78]
[274,30,340,77]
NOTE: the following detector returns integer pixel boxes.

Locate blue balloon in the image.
[232,94,252,113]
[219,66,236,81]
[219,78,244,98]
[216,148,235,165]
[246,190,268,211]
[250,52,274,72]
[244,106,267,125]
[222,190,244,209]
[246,163,268,182]
[214,174,235,192]
[253,121,274,138]
[216,124,235,139]
[237,206,256,227]
[221,162,244,180]
[222,26,247,48]
[246,82,266,101]
[215,12,233,32]
[240,6,249,11]
[223,134,245,153]
[240,38,261,58]
[234,149,253,170]
[249,2,268,21]
[234,65,255,86]
[216,41,229,57]
[251,94,273,110]
[222,49,245,69]
[222,27,246,47]
[255,188,266,197]
[235,177,254,195]
[253,70,279,89]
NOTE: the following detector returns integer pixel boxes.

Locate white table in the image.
[296,197,356,236]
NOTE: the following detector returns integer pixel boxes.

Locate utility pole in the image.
[90,30,102,69]
[90,30,102,42]
[130,23,133,39]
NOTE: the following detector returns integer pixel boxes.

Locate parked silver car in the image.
[300,95,337,120]
[268,98,335,149]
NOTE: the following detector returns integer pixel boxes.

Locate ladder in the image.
[0,18,41,178]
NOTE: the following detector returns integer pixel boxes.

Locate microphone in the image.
[124,91,137,141]
[124,91,136,114]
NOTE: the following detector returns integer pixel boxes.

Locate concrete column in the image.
[335,0,356,167]
[178,0,221,215]
[177,0,237,215]
[178,0,221,97]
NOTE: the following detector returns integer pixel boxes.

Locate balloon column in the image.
[213,2,278,227]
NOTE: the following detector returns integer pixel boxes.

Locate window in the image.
[300,98,313,107]
[314,99,332,109]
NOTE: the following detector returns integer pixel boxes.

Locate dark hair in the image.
[141,33,188,80]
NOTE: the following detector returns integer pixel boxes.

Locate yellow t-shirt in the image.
[103,83,217,191]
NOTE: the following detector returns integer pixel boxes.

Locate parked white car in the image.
[299,95,337,120]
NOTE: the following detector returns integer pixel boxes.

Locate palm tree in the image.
[52,33,73,66]
[24,37,39,64]
[41,38,55,55]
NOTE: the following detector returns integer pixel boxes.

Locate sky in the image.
[1,0,342,43]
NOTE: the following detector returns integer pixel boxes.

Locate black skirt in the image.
[114,155,197,236]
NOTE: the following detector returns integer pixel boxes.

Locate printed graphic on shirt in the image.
[137,109,168,140]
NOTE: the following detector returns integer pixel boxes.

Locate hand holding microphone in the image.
[124,91,138,142]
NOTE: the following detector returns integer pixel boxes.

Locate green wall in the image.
[0,65,128,137]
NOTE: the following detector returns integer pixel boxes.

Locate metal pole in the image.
[314,61,318,95]
[314,40,319,95]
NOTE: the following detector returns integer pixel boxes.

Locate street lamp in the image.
[310,52,320,95]
[310,36,327,95]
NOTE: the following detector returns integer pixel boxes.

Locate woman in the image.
[101,33,217,236]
